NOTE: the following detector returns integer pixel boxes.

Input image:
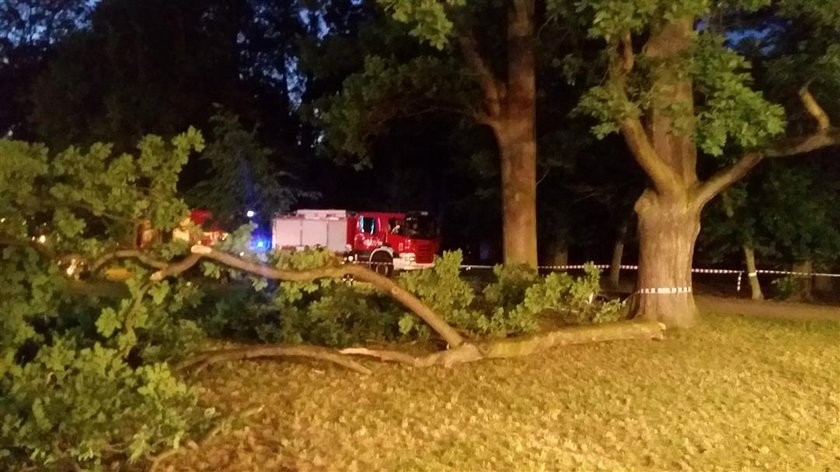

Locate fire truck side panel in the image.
[272,218,303,249]
[301,219,325,248]
[327,218,349,252]
[272,215,350,252]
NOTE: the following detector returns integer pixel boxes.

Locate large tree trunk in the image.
[498,0,537,267]
[459,0,537,267]
[632,190,700,328]
[742,244,764,300]
[622,18,701,328]
[498,130,537,267]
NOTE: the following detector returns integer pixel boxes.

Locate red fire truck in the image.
[271,209,439,275]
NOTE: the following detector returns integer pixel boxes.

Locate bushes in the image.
[478,262,624,333]
[396,250,486,339]
[514,264,625,325]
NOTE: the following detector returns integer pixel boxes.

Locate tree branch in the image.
[341,320,665,367]
[694,152,763,207]
[764,129,840,158]
[695,83,838,206]
[618,31,634,75]
[177,345,372,375]
[694,129,839,208]
[608,35,682,197]
[91,249,169,272]
[0,236,56,260]
[149,253,202,281]
[620,118,682,196]
[799,85,830,131]
[457,32,504,118]
[188,246,465,348]
[765,84,837,157]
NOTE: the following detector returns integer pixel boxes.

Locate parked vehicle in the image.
[271,209,439,276]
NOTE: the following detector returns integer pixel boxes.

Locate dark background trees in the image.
[1,0,837,299]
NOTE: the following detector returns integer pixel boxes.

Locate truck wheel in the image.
[370,252,394,277]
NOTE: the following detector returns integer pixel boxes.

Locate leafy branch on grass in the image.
[157,245,666,371]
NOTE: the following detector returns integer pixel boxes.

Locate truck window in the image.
[388,218,403,235]
[359,216,376,234]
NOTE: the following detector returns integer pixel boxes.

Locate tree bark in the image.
[608,221,628,289]
[742,244,764,300]
[620,18,702,328]
[792,259,813,301]
[496,0,538,267]
[631,190,700,328]
[497,128,537,267]
[461,0,538,268]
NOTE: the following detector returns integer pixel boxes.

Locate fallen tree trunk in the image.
[342,320,665,368]
[481,320,665,358]
[165,246,665,373]
[179,321,665,373]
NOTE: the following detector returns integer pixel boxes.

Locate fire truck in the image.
[271,209,439,275]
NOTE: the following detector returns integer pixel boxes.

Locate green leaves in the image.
[2,340,210,469]
[1,130,211,470]
[692,35,786,156]
[573,0,660,41]
[575,82,640,138]
[96,307,121,338]
[482,262,623,330]
[378,0,467,49]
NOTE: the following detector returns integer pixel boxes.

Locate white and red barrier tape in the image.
[353,260,839,292]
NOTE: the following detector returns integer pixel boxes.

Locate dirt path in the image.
[696,294,840,321]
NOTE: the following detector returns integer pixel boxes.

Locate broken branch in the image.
[341,320,665,368]
[177,345,372,375]
[189,246,465,348]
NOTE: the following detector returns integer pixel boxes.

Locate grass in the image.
[167,314,840,471]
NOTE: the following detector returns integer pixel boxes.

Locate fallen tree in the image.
[1,130,664,470]
[170,245,665,371]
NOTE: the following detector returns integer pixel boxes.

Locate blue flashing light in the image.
[250,237,271,252]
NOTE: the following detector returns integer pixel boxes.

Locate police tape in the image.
[352,260,840,292]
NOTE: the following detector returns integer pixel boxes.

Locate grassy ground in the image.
[164,314,840,472]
